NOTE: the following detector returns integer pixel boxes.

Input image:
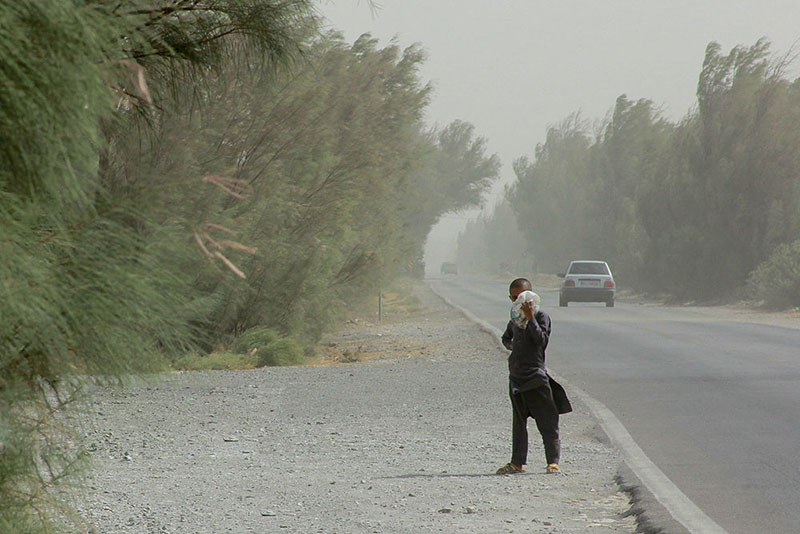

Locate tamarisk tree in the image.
[1,3,499,531]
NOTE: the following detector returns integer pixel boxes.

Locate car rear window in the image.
[568,262,609,275]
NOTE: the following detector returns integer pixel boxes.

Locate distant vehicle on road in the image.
[558,260,615,307]
[440,261,458,275]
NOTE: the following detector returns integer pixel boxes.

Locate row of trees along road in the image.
[459,39,800,307]
[0,2,499,532]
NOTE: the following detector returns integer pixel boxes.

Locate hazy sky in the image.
[318,1,800,271]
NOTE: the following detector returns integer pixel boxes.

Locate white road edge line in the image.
[428,282,730,534]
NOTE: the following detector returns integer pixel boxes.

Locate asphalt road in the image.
[429,276,800,534]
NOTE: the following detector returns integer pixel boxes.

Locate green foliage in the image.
[639,39,800,298]
[234,328,306,367]
[111,30,498,349]
[1,1,317,531]
[0,2,112,213]
[2,3,176,531]
[507,98,672,280]
[474,38,800,303]
[3,2,497,530]
[173,351,259,371]
[747,240,800,309]
[508,113,594,273]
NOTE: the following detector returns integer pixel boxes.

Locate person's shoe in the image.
[546,463,561,474]
[496,462,525,475]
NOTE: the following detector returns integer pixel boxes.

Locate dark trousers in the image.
[510,385,560,466]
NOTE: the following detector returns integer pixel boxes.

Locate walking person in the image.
[496,277,572,474]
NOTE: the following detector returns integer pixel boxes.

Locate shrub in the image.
[234,328,306,367]
[173,352,259,371]
[747,240,800,309]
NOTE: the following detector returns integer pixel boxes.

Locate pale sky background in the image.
[318,1,800,273]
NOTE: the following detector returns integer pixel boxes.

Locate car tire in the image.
[606,298,615,308]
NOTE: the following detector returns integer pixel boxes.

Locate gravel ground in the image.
[77,285,637,534]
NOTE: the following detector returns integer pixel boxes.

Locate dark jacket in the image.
[502,310,551,387]
[502,311,572,414]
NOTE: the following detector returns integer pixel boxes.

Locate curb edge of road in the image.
[426,280,730,534]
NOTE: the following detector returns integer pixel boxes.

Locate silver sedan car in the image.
[558,260,616,307]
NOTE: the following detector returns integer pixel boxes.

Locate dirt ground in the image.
[76,284,638,533]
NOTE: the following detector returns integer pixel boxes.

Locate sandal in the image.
[496,462,525,475]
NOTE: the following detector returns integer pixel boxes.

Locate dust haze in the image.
[321,1,800,293]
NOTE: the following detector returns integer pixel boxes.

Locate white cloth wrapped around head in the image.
[510,290,540,328]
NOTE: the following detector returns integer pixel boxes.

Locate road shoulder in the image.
[78,282,636,533]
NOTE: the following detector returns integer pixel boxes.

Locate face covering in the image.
[510,290,540,328]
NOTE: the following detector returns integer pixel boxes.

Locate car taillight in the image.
[604,280,615,288]
[565,280,575,287]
